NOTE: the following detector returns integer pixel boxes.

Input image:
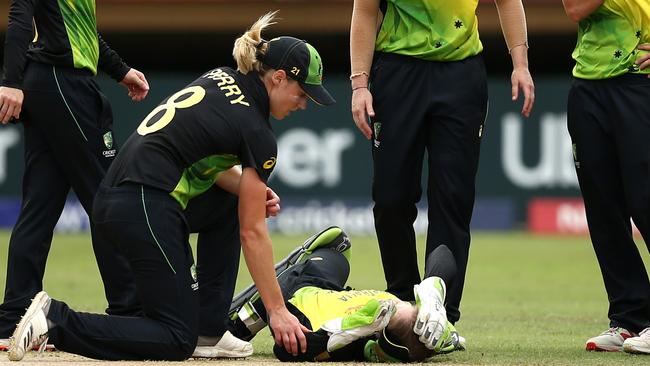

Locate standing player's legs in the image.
[610,75,650,329]
[370,53,429,301]
[0,121,69,339]
[424,55,487,324]
[42,184,199,360]
[184,186,241,339]
[22,64,139,317]
[568,78,650,339]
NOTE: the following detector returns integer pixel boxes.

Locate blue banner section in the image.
[0,198,514,235]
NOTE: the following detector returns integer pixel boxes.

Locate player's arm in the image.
[215,165,243,195]
[561,0,604,22]
[349,0,380,140]
[216,165,280,217]
[98,33,149,102]
[238,167,308,355]
[494,0,535,118]
[0,0,38,124]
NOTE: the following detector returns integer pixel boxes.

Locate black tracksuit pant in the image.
[369,52,488,323]
[567,74,650,333]
[47,183,199,360]
[184,186,240,338]
[0,61,139,338]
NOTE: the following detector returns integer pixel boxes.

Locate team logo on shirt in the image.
[103,131,113,149]
[102,131,116,158]
[263,157,277,169]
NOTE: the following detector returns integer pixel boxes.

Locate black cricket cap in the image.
[377,328,412,362]
[258,36,335,106]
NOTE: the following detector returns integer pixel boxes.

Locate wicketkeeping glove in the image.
[412,276,449,351]
[321,299,396,352]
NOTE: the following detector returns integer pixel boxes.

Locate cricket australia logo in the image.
[102,131,116,158]
[103,131,113,149]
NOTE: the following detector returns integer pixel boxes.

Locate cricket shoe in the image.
[7,291,51,361]
[192,331,253,358]
[0,338,55,352]
[585,327,636,352]
[623,327,650,354]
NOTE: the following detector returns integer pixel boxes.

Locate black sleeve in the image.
[97,33,130,82]
[239,127,277,183]
[273,329,330,362]
[273,330,369,362]
[2,0,39,88]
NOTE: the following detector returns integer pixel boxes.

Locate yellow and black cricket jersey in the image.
[572,0,650,79]
[105,68,277,209]
[288,286,397,331]
[375,0,483,61]
[2,0,129,88]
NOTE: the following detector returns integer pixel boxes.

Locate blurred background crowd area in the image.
[0,0,611,236]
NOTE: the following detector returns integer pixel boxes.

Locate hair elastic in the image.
[255,39,268,60]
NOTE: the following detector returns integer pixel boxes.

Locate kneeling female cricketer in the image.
[228,226,465,362]
[7,11,335,361]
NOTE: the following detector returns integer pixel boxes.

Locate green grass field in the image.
[1,230,649,365]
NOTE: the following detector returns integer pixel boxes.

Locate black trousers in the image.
[184,186,240,338]
[0,61,139,338]
[567,75,650,333]
[370,52,488,323]
[47,184,199,360]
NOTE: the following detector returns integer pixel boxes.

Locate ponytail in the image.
[232,11,277,74]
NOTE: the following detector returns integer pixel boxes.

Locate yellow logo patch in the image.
[263,157,277,169]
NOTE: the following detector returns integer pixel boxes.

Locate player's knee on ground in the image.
[160,329,198,361]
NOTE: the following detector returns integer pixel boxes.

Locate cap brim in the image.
[378,328,411,362]
[300,82,336,106]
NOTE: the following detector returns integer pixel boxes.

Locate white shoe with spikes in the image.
[7,291,51,361]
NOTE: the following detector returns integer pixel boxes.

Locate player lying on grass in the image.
[227,226,464,362]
